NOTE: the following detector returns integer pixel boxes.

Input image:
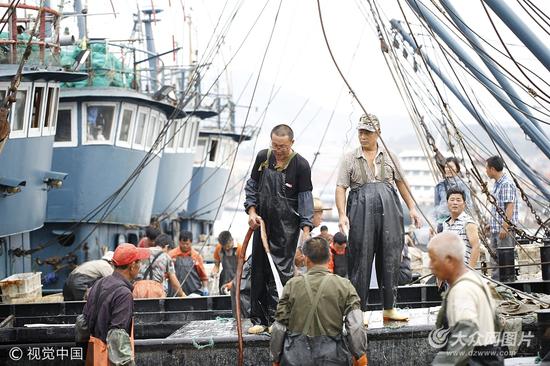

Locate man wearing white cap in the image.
[335,113,421,323]
[63,251,114,301]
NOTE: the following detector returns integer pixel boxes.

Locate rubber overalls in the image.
[250,150,301,326]
[346,152,404,311]
[173,256,202,296]
[332,251,349,278]
[279,274,352,366]
[219,247,237,293]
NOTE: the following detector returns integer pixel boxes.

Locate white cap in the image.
[102,251,114,261]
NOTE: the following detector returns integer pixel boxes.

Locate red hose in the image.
[235,227,254,366]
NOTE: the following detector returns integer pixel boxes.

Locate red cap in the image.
[112,243,150,266]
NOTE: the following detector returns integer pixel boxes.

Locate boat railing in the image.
[0,3,62,65]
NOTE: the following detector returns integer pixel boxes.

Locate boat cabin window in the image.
[194,137,207,164]
[54,103,77,147]
[29,85,46,136]
[116,103,136,148]
[155,117,167,154]
[83,103,117,144]
[179,119,200,152]
[145,112,159,149]
[10,89,29,138]
[43,86,59,136]
[179,120,192,151]
[178,120,187,152]
[209,139,218,162]
[217,140,230,167]
[165,119,177,151]
[190,120,200,149]
[133,107,149,149]
[208,140,219,161]
[55,110,72,142]
[223,140,236,167]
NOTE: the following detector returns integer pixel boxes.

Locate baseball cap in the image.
[333,232,347,244]
[357,113,380,132]
[112,243,150,266]
[313,197,332,212]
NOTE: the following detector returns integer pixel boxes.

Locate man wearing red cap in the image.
[80,243,149,365]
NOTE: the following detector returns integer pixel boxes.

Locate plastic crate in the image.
[1,285,42,304]
[0,272,42,297]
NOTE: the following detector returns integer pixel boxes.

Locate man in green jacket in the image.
[270,237,368,366]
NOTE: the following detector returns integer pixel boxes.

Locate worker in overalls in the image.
[79,243,149,366]
[211,230,241,294]
[328,232,349,278]
[244,124,314,334]
[335,114,421,324]
[270,237,368,366]
[63,251,114,301]
[168,230,209,296]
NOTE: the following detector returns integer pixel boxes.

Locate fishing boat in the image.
[0,0,548,365]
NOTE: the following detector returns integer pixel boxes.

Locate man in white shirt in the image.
[428,232,503,365]
[63,251,114,301]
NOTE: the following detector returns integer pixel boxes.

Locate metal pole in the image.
[482,0,550,73]
[442,0,548,139]
[73,0,86,40]
[141,9,162,92]
[44,0,51,38]
[391,19,550,200]
[405,0,550,160]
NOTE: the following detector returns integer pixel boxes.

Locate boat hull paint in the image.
[47,146,160,225]
[183,166,230,222]
[0,136,54,237]
[152,152,194,217]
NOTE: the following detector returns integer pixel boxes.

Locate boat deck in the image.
[0,306,540,365]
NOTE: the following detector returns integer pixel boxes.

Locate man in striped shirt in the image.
[443,186,480,268]
[486,155,518,280]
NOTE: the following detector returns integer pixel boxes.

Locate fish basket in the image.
[0,272,42,298]
[1,285,42,304]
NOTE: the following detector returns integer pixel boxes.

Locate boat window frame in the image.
[190,120,200,151]
[9,83,31,139]
[155,115,167,155]
[223,139,234,167]
[45,85,60,137]
[164,118,178,153]
[175,119,186,153]
[115,102,137,149]
[194,136,208,165]
[207,137,219,166]
[219,139,233,167]
[132,106,150,150]
[53,102,78,147]
[0,85,10,137]
[145,110,160,151]
[28,82,47,137]
[81,101,118,145]
[179,119,191,152]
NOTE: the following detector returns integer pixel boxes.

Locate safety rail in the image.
[0,3,61,64]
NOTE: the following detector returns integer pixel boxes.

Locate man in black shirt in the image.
[244,124,314,333]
